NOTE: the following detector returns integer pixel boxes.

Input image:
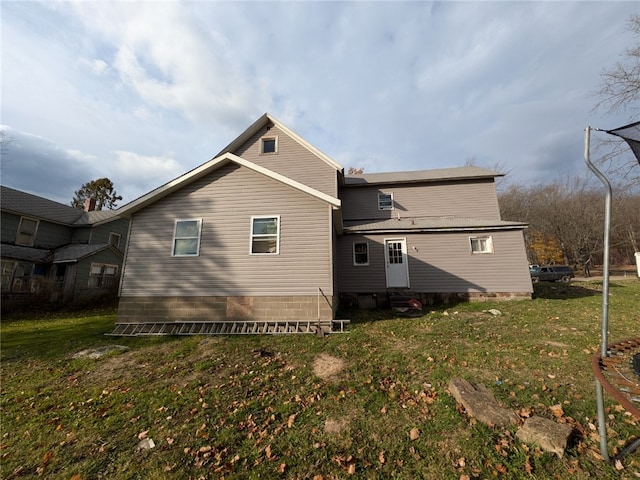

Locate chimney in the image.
[84,198,97,212]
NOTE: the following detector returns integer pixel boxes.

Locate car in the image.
[529,265,575,283]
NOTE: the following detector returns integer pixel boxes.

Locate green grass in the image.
[1,280,639,479]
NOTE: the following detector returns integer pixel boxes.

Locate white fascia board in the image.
[227,153,341,208]
[117,153,340,217]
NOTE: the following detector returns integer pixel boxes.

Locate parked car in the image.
[529,265,575,283]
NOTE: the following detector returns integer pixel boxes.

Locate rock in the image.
[448,378,518,428]
[516,416,573,457]
[137,438,155,450]
[71,345,129,359]
[487,309,502,316]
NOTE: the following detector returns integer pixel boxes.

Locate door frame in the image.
[384,237,409,288]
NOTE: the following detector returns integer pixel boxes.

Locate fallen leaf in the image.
[550,404,564,418]
[287,414,296,428]
[138,430,148,440]
[615,459,624,471]
[348,463,356,474]
[277,463,286,473]
[379,450,385,464]
[410,428,420,441]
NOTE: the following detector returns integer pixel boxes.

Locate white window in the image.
[261,136,277,154]
[353,242,369,266]
[470,236,493,254]
[109,232,121,249]
[172,219,202,256]
[250,216,280,254]
[378,193,393,210]
[16,217,39,246]
[88,263,118,288]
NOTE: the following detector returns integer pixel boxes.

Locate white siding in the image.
[121,163,334,297]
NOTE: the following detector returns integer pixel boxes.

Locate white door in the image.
[385,238,409,288]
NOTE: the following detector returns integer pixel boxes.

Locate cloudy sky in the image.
[1,1,638,206]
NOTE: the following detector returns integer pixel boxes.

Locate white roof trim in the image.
[117,152,340,217]
[216,113,343,172]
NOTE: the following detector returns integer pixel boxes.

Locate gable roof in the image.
[53,244,123,263]
[117,152,341,217]
[216,113,343,172]
[0,244,51,263]
[343,166,502,186]
[0,185,120,226]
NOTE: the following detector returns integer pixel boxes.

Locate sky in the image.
[1,1,639,207]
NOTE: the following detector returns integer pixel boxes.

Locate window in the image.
[250,216,279,254]
[88,263,118,288]
[470,236,493,254]
[1,261,32,292]
[16,217,39,246]
[109,232,121,249]
[261,137,277,154]
[353,242,369,266]
[172,219,202,256]
[378,193,394,210]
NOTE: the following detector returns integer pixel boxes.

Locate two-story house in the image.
[114,114,532,333]
[0,186,129,312]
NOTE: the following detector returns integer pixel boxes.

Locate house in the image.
[115,114,532,331]
[0,186,129,312]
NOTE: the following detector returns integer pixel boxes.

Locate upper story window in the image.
[109,232,121,249]
[261,136,277,154]
[16,217,39,246]
[353,241,369,266]
[172,219,202,256]
[250,216,280,254]
[378,193,394,210]
[470,235,493,254]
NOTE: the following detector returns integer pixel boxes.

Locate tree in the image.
[593,14,640,185]
[71,178,123,210]
[594,14,640,117]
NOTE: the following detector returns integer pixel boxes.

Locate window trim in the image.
[470,235,494,254]
[109,232,121,249]
[260,136,278,155]
[353,241,370,266]
[172,218,203,257]
[16,216,40,247]
[250,215,280,255]
[378,192,394,210]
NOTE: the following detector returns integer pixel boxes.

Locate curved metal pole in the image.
[584,126,613,462]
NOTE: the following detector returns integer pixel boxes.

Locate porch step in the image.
[106,320,350,337]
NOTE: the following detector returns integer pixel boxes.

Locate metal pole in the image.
[583,127,612,358]
[584,126,614,462]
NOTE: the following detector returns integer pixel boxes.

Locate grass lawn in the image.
[1,280,639,479]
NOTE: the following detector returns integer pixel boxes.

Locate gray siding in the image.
[337,230,532,294]
[1,212,72,248]
[340,179,501,221]
[120,163,334,298]
[72,249,122,302]
[85,218,129,249]
[232,125,338,197]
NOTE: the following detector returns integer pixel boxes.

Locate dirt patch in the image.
[313,354,345,381]
[544,341,569,348]
[325,417,349,434]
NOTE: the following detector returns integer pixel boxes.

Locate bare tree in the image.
[594,15,640,117]
[593,14,640,186]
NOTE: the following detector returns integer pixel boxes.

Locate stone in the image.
[137,438,155,450]
[516,416,573,457]
[487,309,502,316]
[448,378,518,428]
